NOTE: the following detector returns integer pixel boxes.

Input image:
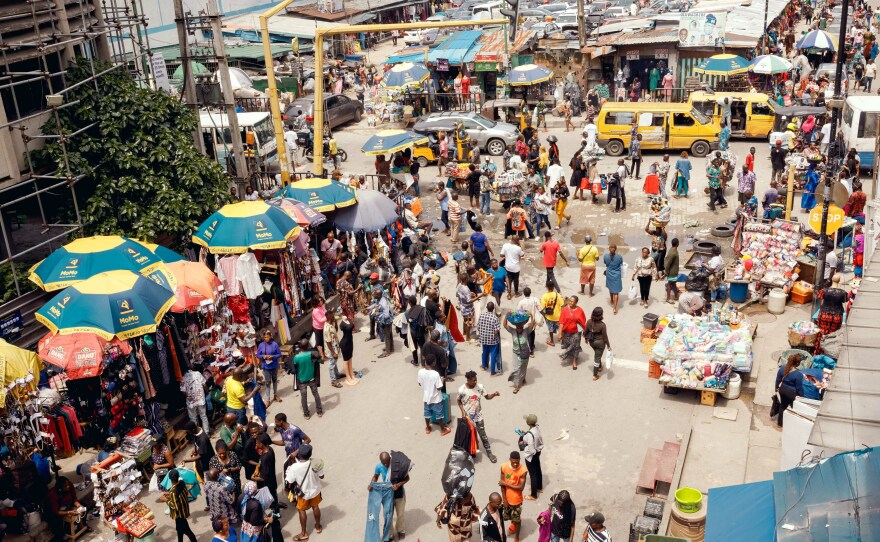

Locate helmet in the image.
[787,123,796,131]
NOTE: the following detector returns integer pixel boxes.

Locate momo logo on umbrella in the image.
[117,297,140,326]
[60,258,80,278]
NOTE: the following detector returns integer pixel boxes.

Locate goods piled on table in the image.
[732,220,803,286]
[659,361,734,390]
[651,314,753,371]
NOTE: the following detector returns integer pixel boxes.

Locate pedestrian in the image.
[449,192,463,242]
[664,238,681,304]
[507,200,529,241]
[745,146,756,172]
[479,493,507,542]
[182,420,215,481]
[707,158,727,211]
[458,370,500,463]
[552,177,572,228]
[242,422,264,481]
[470,223,494,270]
[540,280,564,346]
[211,518,235,542]
[478,301,503,375]
[584,307,611,381]
[533,186,553,236]
[434,308,459,376]
[549,491,576,542]
[239,481,271,542]
[166,469,197,542]
[423,331,450,388]
[603,244,624,315]
[366,287,394,358]
[204,469,237,522]
[674,151,692,198]
[405,295,428,366]
[501,236,526,298]
[180,363,209,434]
[466,164,481,210]
[583,511,611,542]
[588,159,602,203]
[438,181,451,235]
[719,121,731,151]
[570,153,585,200]
[391,29,398,45]
[284,444,325,540]
[323,310,344,388]
[487,259,508,307]
[546,158,564,186]
[737,164,756,205]
[558,296,586,370]
[438,133,449,175]
[516,287,541,355]
[632,247,658,307]
[418,357,451,436]
[504,312,535,393]
[865,63,876,91]
[219,413,245,458]
[499,452,528,542]
[577,235,599,296]
[770,140,788,184]
[210,439,242,497]
[540,231,562,289]
[256,330,282,404]
[271,412,309,461]
[456,271,478,341]
[252,433,281,506]
[630,134,643,179]
[521,414,544,501]
[480,166,494,216]
[609,159,627,212]
[337,309,360,386]
[293,338,324,419]
[435,491,480,540]
[370,452,410,541]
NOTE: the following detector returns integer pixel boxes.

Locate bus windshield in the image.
[253,117,275,148]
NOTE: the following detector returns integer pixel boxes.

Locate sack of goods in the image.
[441,446,475,499]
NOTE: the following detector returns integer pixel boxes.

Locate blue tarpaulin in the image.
[427,30,482,66]
[706,480,776,542]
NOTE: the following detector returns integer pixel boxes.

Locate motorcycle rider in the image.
[290,110,307,131]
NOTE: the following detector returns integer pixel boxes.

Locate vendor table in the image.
[661,381,726,406]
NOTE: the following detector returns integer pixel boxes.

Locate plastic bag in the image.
[603,349,614,370]
[628,283,638,301]
[441,447,475,499]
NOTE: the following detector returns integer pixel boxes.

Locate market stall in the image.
[727,219,804,296]
[650,311,754,406]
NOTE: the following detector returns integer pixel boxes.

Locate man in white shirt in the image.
[500,236,526,298]
[824,243,838,283]
[283,127,299,169]
[546,158,564,186]
[285,444,325,540]
[820,121,832,154]
[418,358,449,435]
[583,121,598,147]
[533,186,553,236]
[516,287,541,355]
[521,414,544,500]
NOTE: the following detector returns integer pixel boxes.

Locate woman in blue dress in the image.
[674,151,692,198]
[800,163,819,211]
[604,244,624,315]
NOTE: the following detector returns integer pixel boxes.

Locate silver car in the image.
[412,112,519,156]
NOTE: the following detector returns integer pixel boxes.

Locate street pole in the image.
[173,0,206,154]
[762,0,769,54]
[814,0,849,296]
[260,0,294,184]
[206,0,248,180]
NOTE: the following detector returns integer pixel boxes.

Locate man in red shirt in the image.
[539,231,561,292]
[745,146,756,172]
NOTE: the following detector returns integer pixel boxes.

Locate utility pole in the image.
[173,0,206,154]
[577,0,586,49]
[762,0,769,54]
[205,0,248,180]
[814,0,849,296]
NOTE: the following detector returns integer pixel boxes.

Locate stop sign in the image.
[809,204,846,235]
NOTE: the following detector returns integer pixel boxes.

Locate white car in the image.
[403,28,439,45]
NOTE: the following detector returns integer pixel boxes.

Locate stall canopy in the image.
[0,338,43,403]
[705,480,775,542]
[397,30,484,67]
[809,248,880,451]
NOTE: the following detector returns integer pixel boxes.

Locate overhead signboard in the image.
[678,12,727,48]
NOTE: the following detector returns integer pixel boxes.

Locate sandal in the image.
[293,535,309,541]
[593,375,600,381]
[513,387,520,394]
[546,340,555,346]
[425,428,431,435]
[440,428,452,436]
[315,525,323,534]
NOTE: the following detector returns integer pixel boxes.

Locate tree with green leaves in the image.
[35,59,230,246]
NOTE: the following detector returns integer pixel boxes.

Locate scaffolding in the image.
[0,0,151,305]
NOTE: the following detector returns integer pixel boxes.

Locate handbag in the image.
[770,389,781,417]
[542,293,558,316]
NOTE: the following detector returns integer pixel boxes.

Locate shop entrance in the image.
[621,57,668,93]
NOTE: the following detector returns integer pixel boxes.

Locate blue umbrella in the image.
[333,190,399,232]
[380,62,430,89]
[361,130,429,156]
[508,64,554,86]
[796,30,837,52]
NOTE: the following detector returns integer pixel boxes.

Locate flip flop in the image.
[293,535,309,541]
[425,428,431,435]
[440,428,452,436]
[315,525,323,534]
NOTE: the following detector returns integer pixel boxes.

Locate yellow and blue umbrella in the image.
[693,54,751,76]
[192,200,301,254]
[272,178,357,212]
[361,130,429,156]
[380,62,430,89]
[509,64,554,86]
[138,241,186,263]
[28,236,166,292]
[796,30,837,52]
[35,270,177,340]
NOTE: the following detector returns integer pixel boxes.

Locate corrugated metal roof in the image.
[223,13,346,40]
[772,447,880,541]
[427,30,483,66]
[809,244,880,452]
[147,43,293,63]
[706,481,776,542]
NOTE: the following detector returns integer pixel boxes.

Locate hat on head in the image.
[585,512,605,525]
[524,414,538,425]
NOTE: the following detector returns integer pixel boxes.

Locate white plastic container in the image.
[722,372,742,400]
[768,288,787,315]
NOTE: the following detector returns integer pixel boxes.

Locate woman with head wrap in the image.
[239,481,271,542]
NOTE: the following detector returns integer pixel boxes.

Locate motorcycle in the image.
[303,133,348,164]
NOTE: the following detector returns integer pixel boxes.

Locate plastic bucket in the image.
[728,281,749,303]
[674,487,703,513]
[767,288,787,315]
[722,372,742,400]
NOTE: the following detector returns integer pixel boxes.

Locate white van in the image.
[471,0,503,19]
[841,96,880,172]
[200,111,278,170]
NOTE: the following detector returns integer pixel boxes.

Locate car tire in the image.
[694,239,720,254]
[711,225,734,238]
[354,108,362,122]
[606,139,624,156]
[690,140,710,157]
[417,156,429,168]
[486,138,505,156]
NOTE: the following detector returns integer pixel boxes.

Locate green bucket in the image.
[674,487,702,513]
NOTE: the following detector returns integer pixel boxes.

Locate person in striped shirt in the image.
[582,511,611,541]
[166,469,197,542]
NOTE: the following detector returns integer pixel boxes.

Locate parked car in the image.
[404,28,439,45]
[412,111,519,156]
[520,7,555,20]
[527,21,563,38]
[284,93,363,129]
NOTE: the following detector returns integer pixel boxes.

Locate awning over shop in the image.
[144,43,297,64]
[223,13,345,41]
[386,46,431,65]
[426,30,483,66]
[705,481,775,542]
